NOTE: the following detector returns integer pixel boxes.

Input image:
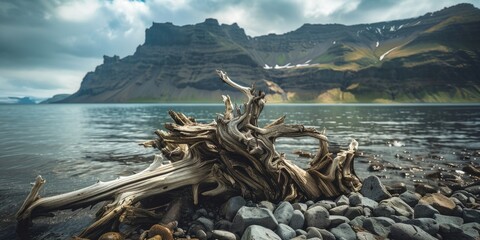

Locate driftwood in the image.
[16,70,362,238]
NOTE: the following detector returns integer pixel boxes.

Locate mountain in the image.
[63,3,480,103]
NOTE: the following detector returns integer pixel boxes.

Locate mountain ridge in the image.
[62,3,480,103]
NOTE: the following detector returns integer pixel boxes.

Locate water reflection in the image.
[0,103,479,237]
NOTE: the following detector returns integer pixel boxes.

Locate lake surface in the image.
[1,103,480,238]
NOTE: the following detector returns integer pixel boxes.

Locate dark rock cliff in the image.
[63,3,480,103]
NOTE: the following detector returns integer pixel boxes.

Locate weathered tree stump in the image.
[16,70,362,238]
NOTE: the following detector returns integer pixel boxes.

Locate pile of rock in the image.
[102,176,480,240]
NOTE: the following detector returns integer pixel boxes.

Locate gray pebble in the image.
[274,223,295,240]
[292,202,308,213]
[356,231,377,240]
[195,217,214,231]
[211,230,237,240]
[259,201,276,212]
[404,218,439,235]
[289,209,305,230]
[305,206,330,229]
[389,223,437,240]
[373,204,395,217]
[329,205,348,215]
[311,200,336,210]
[399,190,421,207]
[414,204,439,218]
[463,208,480,223]
[318,229,335,240]
[295,229,307,236]
[360,176,392,201]
[335,195,350,206]
[306,227,322,238]
[231,206,278,234]
[344,206,364,220]
[363,217,395,237]
[379,197,414,218]
[328,215,350,228]
[290,235,307,240]
[222,196,247,221]
[349,215,367,228]
[274,201,294,225]
[330,222,356,240]
[434,213,464,226]
[241,225,281,240]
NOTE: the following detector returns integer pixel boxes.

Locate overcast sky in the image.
[0,0,478,98]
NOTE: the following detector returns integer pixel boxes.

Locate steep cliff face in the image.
[64,4,480,103]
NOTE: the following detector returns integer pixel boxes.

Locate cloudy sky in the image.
[0,0,478,98]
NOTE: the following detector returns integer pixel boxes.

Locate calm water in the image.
[1,103,480,238]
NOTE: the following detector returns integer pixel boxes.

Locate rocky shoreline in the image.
[95,175,480,240]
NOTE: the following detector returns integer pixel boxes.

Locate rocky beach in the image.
[91,174,480,240]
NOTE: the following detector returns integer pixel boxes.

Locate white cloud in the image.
[299,0,361,18]
[56,0,100,22]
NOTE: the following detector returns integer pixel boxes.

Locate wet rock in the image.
[415,183,438,196]
[231,206,278,234]
[349,193,378,209]
[305,206,330,229]
[330,223,356,240]
[439,186,453,196]
[414,204,439,218]
[98,232,125,240]
[360,176,392,201]
[373,204,395,217]
[312,200,336,210]
[386,182,407,195]
[390,215,409,222]
[318,229,336,240]
[289,209,305,230]
[461,222,480,239]
[404,218,439,235]
[215,219,233,231]
[335,195,349,206]
[463,208,480,223]
[305,200,315,207]
[363,207,372,217]
[196,229,207,240]
[292,202,308,213]
[193,208,208,220]
[274,223,295,240]
[368,162,385,172]
[223,196,247,221]
[465,185,480,195]
[290,235,307,240]
[241,225,281,240]
[349,215,366,228]
[438,223,464,239]
[344,206,364,220]
[399,190,421,207]
[305,227,322,238]
[329,215,350,228]
[389,223,436,240]
[434,213,464,226]
[259,201,275,212]
[356,231,377,240]
[379,197,414,218]
[211,230,237,240]
[195,217,214,231]
[295,229,307,236]
[419,193,456,215]
[329,205,348,215]
[274,201,294,225]
[362,217,395,237]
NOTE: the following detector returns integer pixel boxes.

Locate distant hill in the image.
[40,94,71,104]
[62,3,480,103]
